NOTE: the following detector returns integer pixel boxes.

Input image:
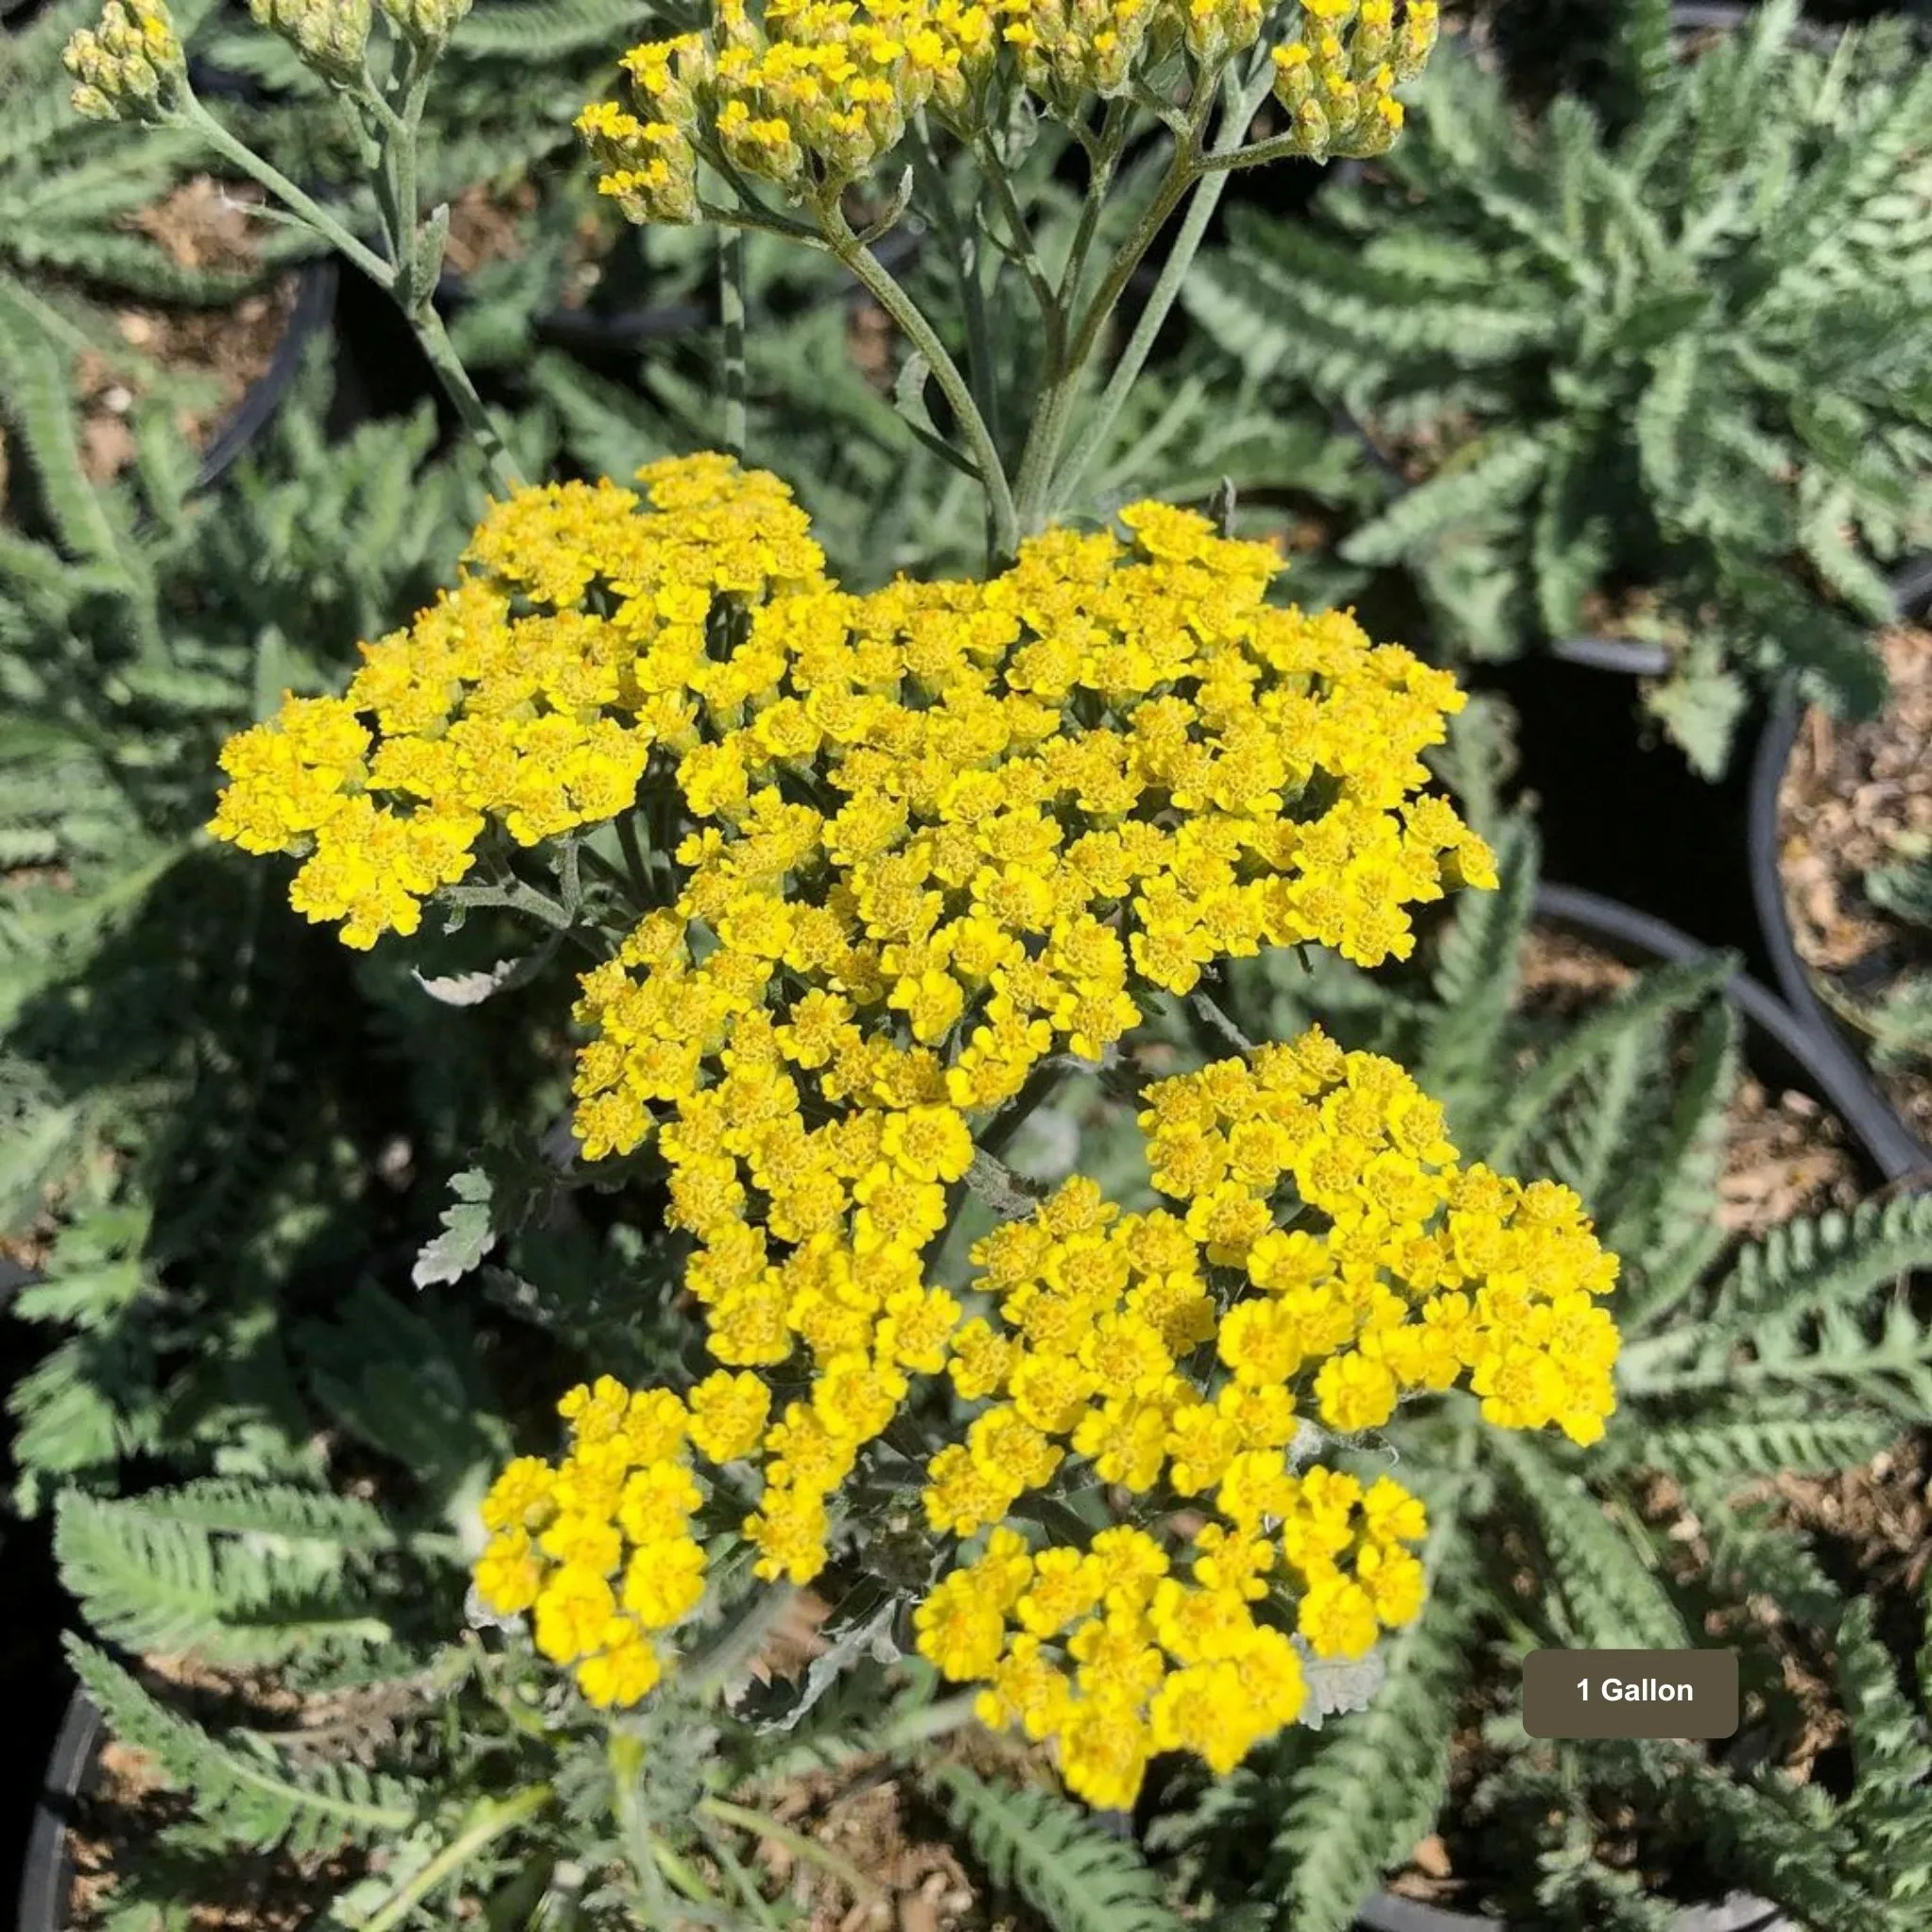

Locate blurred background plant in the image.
[1185,0,1932,774]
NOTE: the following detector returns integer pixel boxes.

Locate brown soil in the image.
[850,298,894,390]
[78,176,301,484]
[440,177,542,278]
[65,1657,386,1931]
[1776,622,1932,1152]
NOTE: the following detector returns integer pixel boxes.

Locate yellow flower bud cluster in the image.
[473,1031,1619,1805]
[207,456,824,947]
[578,0,1440,223]
[247,0,372,89]
[1269,0,1437,160]
[1001,0,1164,109]
[63,0,187,124]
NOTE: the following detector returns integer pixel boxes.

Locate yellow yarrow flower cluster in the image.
[207,456,824,947]
[1135,1033,1621,1445]
[578,0,1440,222]
[1270,0,1438,159]
[473,1029,1620,1803]
[473,1371,771,1707]
[553,487,1495,1466]
[568,491,1495,1164]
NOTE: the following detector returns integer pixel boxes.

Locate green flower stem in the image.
[358,1783,554,1932]
[912,115,1005,450]
[718,224,749,460]
[1197,126,1335,174]
[1057,95,1132,320]
[616,810,655,900]
[1188,982,1256,1055]
[698,1797,888,1906]
[388,51,435,310]
[822,202,1019,564]
[413,302,522,496]
[178,94,520,497]
[973,128,1061,364]
[607,1728,680,1921]
[1010,84,1214,535]
[179,96,393,287]
[1045,58,1279,522]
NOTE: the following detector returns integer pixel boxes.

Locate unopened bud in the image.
[1391,0,1438,84]
[62,0,186,124]
[376,0,474,49]
[1292,94,1330,157]
[248,0,371,87]
[1350,0,1392,78]
[1270,40,1314,111]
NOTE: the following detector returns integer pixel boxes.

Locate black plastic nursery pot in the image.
[1747,700,1932,1179]
[189,251,338,492]
[17,1694,101,1932]
[1744,559,1932,1181]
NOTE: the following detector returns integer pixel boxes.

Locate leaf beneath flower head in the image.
[1293,1638,1388,1732]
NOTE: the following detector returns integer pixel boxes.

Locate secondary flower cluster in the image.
[1272,0,1437,160]
[1135,1040,1621,1444]
[472,1028,1620,1804]
[577,0,1440,224]
[208,456,824,946]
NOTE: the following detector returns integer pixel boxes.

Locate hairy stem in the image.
[718,224,748,460]
[822,203,1019,564]
[912,115,1006,454]
[1010,83,1214,534]
[1048,60,1279,520]
[179,98,393,286]
[359,1783,553,1932]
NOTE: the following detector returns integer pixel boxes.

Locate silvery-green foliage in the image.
[1185,0,1932,775]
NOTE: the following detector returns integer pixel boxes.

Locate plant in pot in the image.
[1125,806,1932,1929]
[1752,613,1932,1169]
[1182,0,1932,776]
[1,0,337,495]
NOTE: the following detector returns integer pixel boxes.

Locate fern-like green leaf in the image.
[927,1764,1185,1932]
[56,1487,394,1665]
[65,1637,420,1858]
[1265,1507,1479,1932]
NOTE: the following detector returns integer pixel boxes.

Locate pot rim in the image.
[1358,1886,1791,1932]
[1743,559,1932,1182]
[17,1691,104,1932]
[1539,880,1923,1182]
[190,252,338,494]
